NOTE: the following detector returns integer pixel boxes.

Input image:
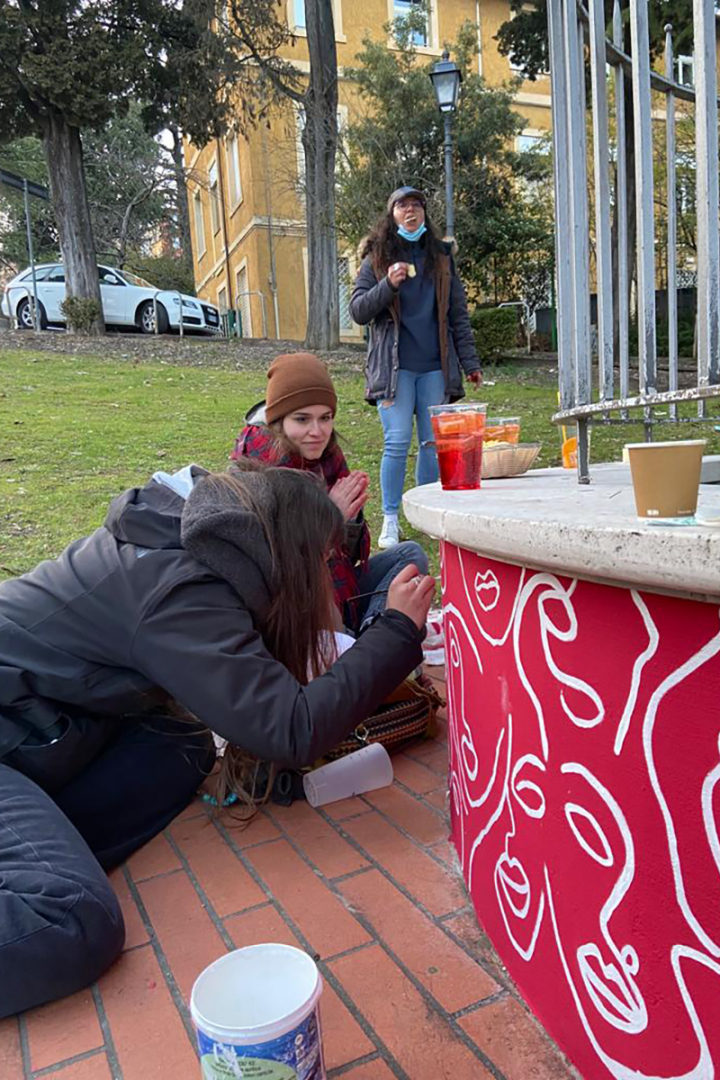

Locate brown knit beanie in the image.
[265,353,338,423]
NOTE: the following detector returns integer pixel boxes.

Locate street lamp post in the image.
[429,51,462,238]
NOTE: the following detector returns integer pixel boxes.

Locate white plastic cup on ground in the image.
[303,743,393,808]
[190,943,325,1079]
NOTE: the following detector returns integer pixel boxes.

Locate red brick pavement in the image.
[5,669,576,1079]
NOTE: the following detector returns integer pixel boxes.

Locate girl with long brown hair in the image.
[0,459,433,1017]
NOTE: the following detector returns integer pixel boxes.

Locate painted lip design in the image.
[474,569,500,612]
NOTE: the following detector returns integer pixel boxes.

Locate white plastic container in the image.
[303,743,393,808]
[190,943,325,1079]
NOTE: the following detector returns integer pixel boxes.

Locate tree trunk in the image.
[41,114,104,334]
[302,0,339,351]
[168,125,194,280]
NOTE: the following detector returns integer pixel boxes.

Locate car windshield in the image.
[117,269,155,289]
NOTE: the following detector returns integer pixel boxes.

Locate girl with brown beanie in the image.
[231,352,430,632]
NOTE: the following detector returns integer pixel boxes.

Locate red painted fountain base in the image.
[442,540,720,1079]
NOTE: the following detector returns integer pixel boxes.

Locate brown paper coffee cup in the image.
[625,440,706,519]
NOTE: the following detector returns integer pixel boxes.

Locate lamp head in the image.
[429,51,462,113]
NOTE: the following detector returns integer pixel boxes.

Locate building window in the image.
[677,54,694,87]
[208,161,221,234]
[217,284,227,313]
[193,191,206,257]
[516,133,545,154]
[235,263,253,337]
[296,105,347,188]
[291,0,343,35]
[226,135,242,207]
[394,0,428,47]
[338,256,353,332]
[293,0,306,28]
[295,108,307,196]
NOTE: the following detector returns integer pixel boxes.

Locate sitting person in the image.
[0,460,434,1017]
[232,351,430,632]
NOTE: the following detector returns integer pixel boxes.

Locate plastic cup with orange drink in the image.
[428,404,487,490]
[484,416,521,445]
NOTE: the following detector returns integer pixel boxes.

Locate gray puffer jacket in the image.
[350,241,481,403]
[0,466,423,767]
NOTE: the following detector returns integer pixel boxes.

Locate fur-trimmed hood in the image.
[356,233,458,262]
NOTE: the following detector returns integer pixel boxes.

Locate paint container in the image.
[190,944,325,1079]
[625,440,706,522]
[303,743,393,808]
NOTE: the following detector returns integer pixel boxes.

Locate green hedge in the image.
[470,306,520,363]
[629,316,695,359]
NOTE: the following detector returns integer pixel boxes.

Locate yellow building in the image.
[185,0,552,341]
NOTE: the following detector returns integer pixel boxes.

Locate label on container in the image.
[197,1008,324,1079]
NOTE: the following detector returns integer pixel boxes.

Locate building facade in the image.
[185,0,552,341]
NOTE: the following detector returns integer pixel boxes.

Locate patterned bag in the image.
[322,676,445,761]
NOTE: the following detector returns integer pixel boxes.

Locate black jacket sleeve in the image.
[449,260,481,374]
[349,257,397,325]
[131,579,423,768]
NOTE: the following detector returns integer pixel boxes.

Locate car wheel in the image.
[137,299,169,335]
[16,297,47,331]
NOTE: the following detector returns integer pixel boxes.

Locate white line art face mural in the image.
[442,542,720,1079]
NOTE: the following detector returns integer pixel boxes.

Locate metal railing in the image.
[548,0,720,481]
[499,301,532,354]
[218,291,269,340]
[236,290,268,339]
[4,284,34,330]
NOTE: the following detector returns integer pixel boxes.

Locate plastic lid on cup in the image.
[428,403,487,415]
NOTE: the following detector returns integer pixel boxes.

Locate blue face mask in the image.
[397,222,427,242]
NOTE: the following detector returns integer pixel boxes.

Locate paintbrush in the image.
[346,575,441,603]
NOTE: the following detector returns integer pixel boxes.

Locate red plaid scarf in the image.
[231,424,371,628]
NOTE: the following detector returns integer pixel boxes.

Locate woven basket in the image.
[482,442,541,479]
[322,678,445,761]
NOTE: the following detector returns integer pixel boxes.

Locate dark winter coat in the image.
[349,241,481,403]
[0,468,423,767]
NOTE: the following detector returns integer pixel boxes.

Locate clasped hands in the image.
[329,470,370,521]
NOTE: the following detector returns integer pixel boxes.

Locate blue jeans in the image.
[377,368,445,515]
[355,541,429,629]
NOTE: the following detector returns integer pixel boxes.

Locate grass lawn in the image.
[2,344,720,580]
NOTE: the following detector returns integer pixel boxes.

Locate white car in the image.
[1,263,220,335]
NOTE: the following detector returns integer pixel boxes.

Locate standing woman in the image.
[350,186,482,548]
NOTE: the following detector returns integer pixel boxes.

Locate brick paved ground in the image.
[0,670,576,1080]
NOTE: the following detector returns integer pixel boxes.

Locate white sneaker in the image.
[378,515,400,548]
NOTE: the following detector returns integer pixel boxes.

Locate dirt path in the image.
[0,327,368,374]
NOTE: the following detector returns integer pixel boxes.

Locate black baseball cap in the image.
[387,186,426,213]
